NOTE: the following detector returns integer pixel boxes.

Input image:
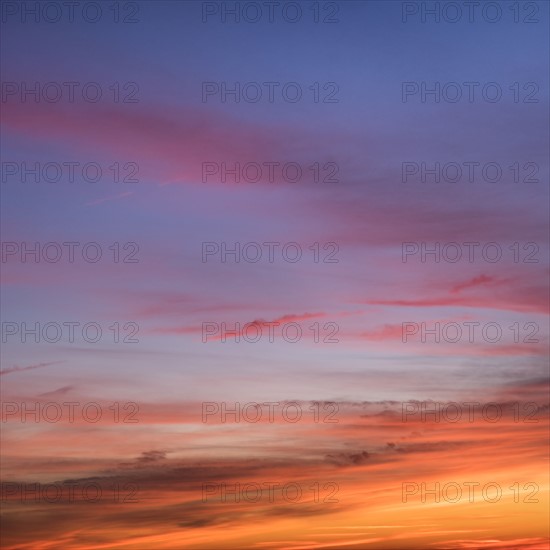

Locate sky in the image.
[0,0,549,549]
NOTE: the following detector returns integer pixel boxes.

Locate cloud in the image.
[137,450,168,463]
[37,385,75,397]
[450,274,500,294]
[325,451,370,466]
[151,312,327,338]
[364,277,549,314]
[85,191,134,206]
[0,361,63,377]
[1,101,299,185]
